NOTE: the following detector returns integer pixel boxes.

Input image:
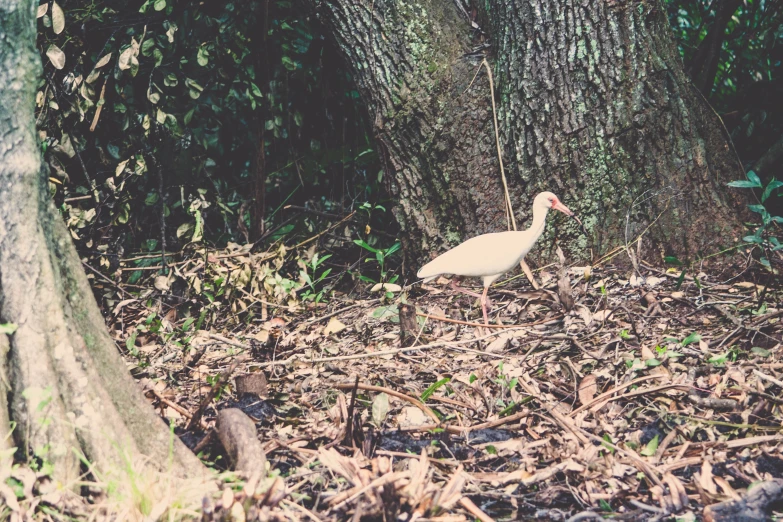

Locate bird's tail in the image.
[417,259,441,280]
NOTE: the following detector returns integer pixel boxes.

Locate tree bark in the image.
[0,0,204,484]
[309,0,747,264]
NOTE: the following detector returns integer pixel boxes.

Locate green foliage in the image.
[0,323,18,335]
[420,378,451,401]
[299,252,332,303]
[353,239,401,285]
[36,0,384,266]
[665,0,783,105]
[728,170,783,268]
[666,0,783,200]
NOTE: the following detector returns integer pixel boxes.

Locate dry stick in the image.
[330,471,412,511]
[281,499,323,522]
[570,375,661,416]
[243,326,536,368]
[192,428,216,455]
[89,79,107,132]
[206,333,250,351]
[752,309,783,325]
[753,369,783,389]
[481,59,548,292]
[187,359,242,431]
[235,286,299,312]
[295,211,356,249]
[375,449,460,466]
[81,261,135,299]
[418,311,562,329]
[661,435,783,467]
[150,389,192,419]
[482,58,516,232]
[303,299,380,324]
[334,383,439,423]
[459,496,496,522]
[343,376,360,447]
[394,409,530,435]
[583,384,693,414]
[654,426,682,464]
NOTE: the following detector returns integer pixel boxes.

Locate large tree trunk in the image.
[0,0,203,484]
[310,0,747,264]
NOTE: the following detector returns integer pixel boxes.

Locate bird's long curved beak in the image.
[552,200,574,216]
[554,200,588,236]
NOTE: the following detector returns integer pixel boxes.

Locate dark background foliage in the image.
[666,0,783,178]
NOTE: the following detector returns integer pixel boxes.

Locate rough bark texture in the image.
[312,0,504,258]
[217,408,267,475]
[310,0,747,264]
[704,479,783,522]
[0,0,204,484]
[485,0,747,260]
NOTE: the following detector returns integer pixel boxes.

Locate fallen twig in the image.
[334,382,439,423]
[459,496,495,522]
[418,311,563,329]
[570,375,662,416]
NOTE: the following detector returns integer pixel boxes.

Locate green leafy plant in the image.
[299,252,333,303]
[728,170,783,268]
[640,435,659,457]
[663,332,702,347]
[421,378,451,401]
[353,239,401,285]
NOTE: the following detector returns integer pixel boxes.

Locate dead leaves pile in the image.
[93,249,783,521]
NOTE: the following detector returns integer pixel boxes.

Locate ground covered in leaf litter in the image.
[20,245,783,521]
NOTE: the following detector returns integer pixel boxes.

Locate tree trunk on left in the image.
[0,0,204,485]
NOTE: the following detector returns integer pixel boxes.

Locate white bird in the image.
[417,191,582,325]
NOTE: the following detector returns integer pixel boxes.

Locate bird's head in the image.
[536,191,574,216]
[535,191,587,234]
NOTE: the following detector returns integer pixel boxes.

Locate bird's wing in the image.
[417,231,530,278]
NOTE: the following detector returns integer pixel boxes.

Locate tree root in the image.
[217,408,267,476]
[704,479,783,522]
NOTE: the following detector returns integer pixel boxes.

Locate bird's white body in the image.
[417,229,545,286]
[417,191,576,324]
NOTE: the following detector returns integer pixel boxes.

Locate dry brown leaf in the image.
[397,406,430,427]
[700,460,718,495]
[485,332,513,353]
[51,1,65,34]
[323,317,346,336]
[46,44,66,69]
[578,374,598,406]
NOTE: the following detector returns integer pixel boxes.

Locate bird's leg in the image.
[519,259,541,290]
[481,285,490,325]
[449,278,482,299]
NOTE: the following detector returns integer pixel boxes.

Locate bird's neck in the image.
[527,205,548,242]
